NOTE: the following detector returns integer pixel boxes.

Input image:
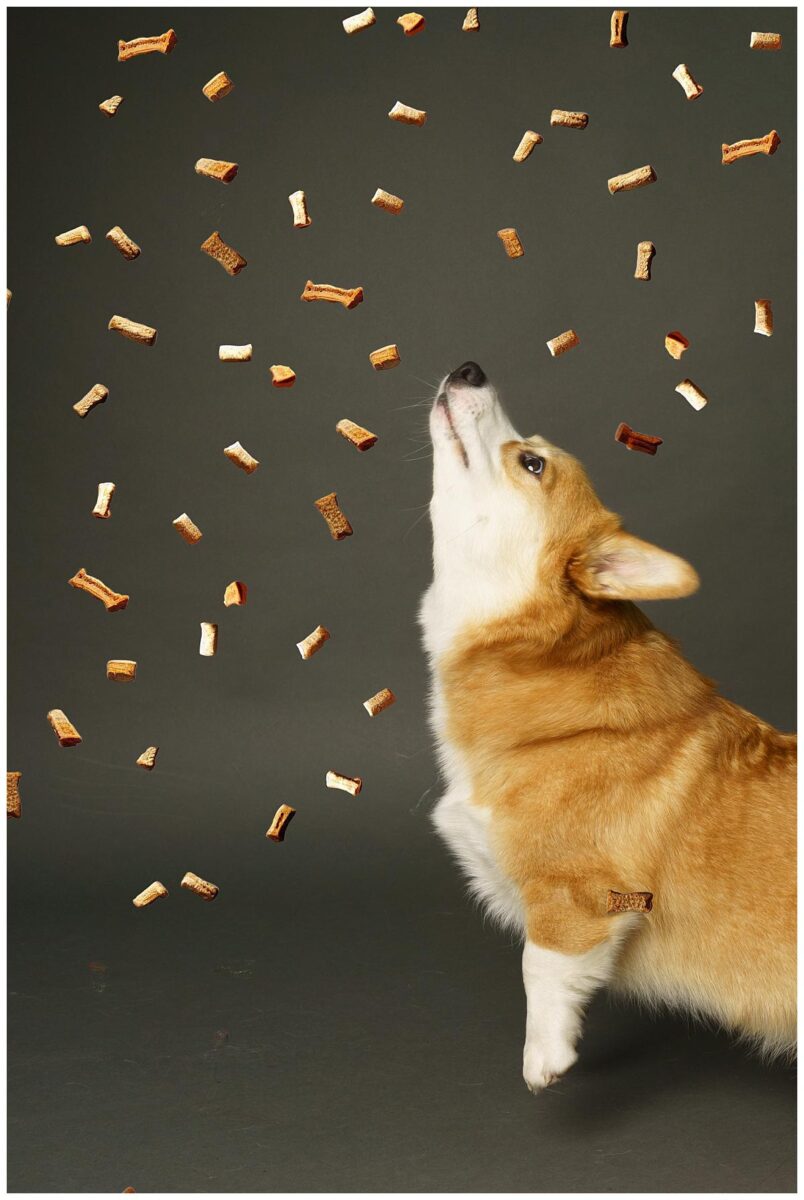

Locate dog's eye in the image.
[521,453,545,477]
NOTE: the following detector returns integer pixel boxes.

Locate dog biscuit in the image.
[289,190,312,228]
[336,419,378,451]
[173,513,203,544]
[74,384,109,418]
[203,71,235,100]
[118,29,176,60]
[315,492,353,540]
[608,164,656,194]
[201,231,247,275]
[369,344,400,371]
[7,772,21,818]
[181,871,218,900]
[107,659,137,681]
[199,623,218,657]
[301,280,364,309]
[672,63,703,100]
[610,10,628,47]
[108,314,157,345]
[133,881,168,908]
[364,687,396,717]
[607,889,653,913]
[136,746,159,770]
[513,131,542,162]
[397,12,425,35]
[106,226,141,259]
[754,299,773,337]
[722,130,780,165]
[372,188,405,214]
[270,365,296,387]
[546,329,580,357]
[219,344,252,362]
[550,109,589,129]
[47,709,82,747]
[675,379,709,411]
[195,158,238,183]
[664,331,690,360]
[615,422,663,456]
[462,8,479,31]
[69,567,129,611]
[326,771,363,796]
[99,95,124,116]
[92,482,116,519]
[266,804,295,841]
[497,228,524,258]
[296,625,330,660]
[750,32,782,51]
[343,8,376,34]
[224,441,260,473]
[224,581,248,607]
[388,100,427,126]
[55,225,91,246]
[634,241,656,281]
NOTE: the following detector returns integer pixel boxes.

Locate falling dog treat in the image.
[513,131,542,162]
[106,226,141,260]
[754,298,773,337]
[721,130,780,164]
[136,746,159,770]
[546,329,580,357]
[497,228,524,258]
[372,188,405,214]
[462,8,480,31]
[397,12,425,35]
[608,164,656,194]
[203,70,235,100]
[672,63,703,100]
[750,32,782,51]
[99,94,124,116]
[195,158,239,184]
[133,882,168,908]
[336,419,377,451]
[364,688,396,718]
[224,581,248,606]
[108,314,157,345]
[369,344,400,370]
[55,225,91,246]
[289,190,312,228]
[118,29,177,61]
[173,513,203,544]
[296,625,330,660]
[92,482,116,519]
[315,492,353,540]
[7,772,21,819]
[388,100,427,126]
[201,230,247,276]
[181,871,218,901]
[607,889,653,914]
[615,422,663,456]
[266,804,296,842]
[224,441,260,473]
[219,344,252,362]
[634,241,656,281]
[301,280,364,309]
[675,379,709,411]
[550,109,589,129]
[47,709,82,747]
[74,383,109,418]
[107,659,137,681]
[665,331,690,360]
[610,10,628,47]
[69,567,129,611]
[199,623,218,657]
[326,770,363,796]
[343,7,376,34]
[270,364,296,387]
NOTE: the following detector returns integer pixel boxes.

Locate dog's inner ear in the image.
[569,530,699,601]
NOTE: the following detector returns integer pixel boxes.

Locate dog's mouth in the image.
[436,392,469,468]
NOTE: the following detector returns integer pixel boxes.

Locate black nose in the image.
[448,361,487,388]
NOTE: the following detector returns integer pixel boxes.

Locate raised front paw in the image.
[522,1037,578,1093]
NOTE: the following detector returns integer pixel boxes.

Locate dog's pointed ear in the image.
[569,530,699,601]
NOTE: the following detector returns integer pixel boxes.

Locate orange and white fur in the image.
[421,362,796,1092]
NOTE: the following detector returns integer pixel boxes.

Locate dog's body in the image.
[421,363,796,1091]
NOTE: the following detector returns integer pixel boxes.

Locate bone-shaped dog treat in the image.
[634,241,656,281]
[672,63,703,100]
[74,384,109,418]
[675,378,709,411]
[369,344,400,370]
[315,493,353,540]
[136,746,158,770]
[388,100,427,126]
[551,109,589,129]
[289,190,311,228]
[336,419,378,451]
[372,188,405,214]
[513,131,542,162]
[266,804,296,842]
[219,344,252,362]
[343,7,376,34]
[754,298,773,337]
[181,871,218,900]
[195,158,238,183]
[108,314,157,345]
[224,441,260,473]
[224,581,248,607]
[203,71,235,100]
[270,364,296,387]
[92,482,116,519]
[99,95,124,116]
[118,29,177,61]
[173,513,203,544]
[665,331,690,360]
[610,10,628,47]
[462,8,479,31]
[546,329,580,357]
[7,772,21,818]
[69,567,129,611]
[200,230,247,275]
[608,164,656,194]
[107,660,137,681]
[301,280,364,308]
[615,422,663,456]
[296,625,330,660]
[199,623,218,657]
[364,688,396,717]
[47,709,82,747]
[55,226,91,246]
[106,226,141,260]
[750,32,782,51]
[607,889,653,913]
[398,12,425,35]
[133,882,168,908]
[326,771,363,796]
[497,228,524,258]
[722,130,780,164]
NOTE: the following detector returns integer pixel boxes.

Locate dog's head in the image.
[428,362,698,626]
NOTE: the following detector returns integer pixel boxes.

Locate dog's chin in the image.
[433,393,469,467]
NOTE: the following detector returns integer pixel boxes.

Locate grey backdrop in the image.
[8,7,796,1193]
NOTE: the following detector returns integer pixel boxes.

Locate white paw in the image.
[523,1037,578,1093]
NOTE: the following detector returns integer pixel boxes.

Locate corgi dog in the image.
[420,362,796,1092]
